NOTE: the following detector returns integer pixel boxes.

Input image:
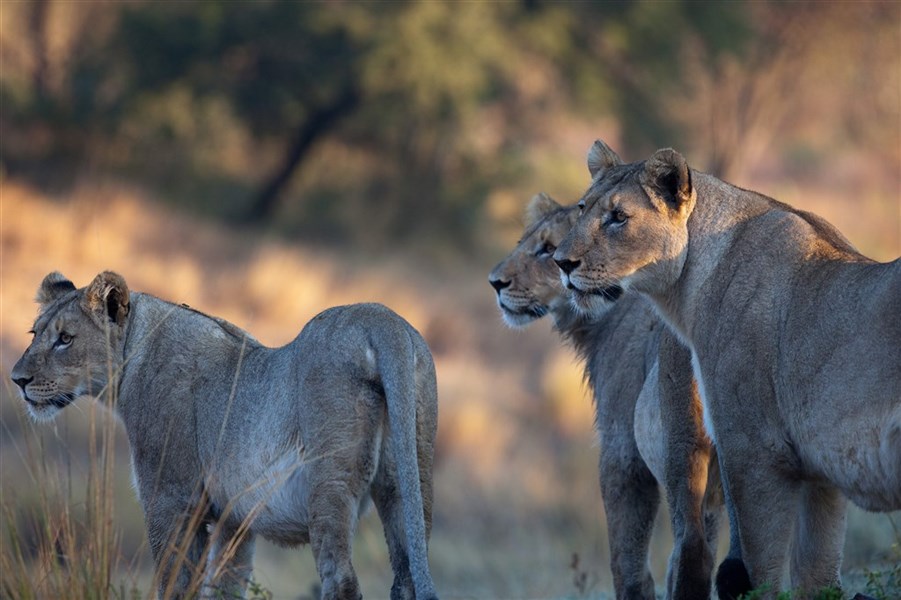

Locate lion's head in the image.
[487,193,582,328]
[554,141,695,316]
[11,271,130,421]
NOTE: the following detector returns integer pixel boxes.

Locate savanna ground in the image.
[1,174,898,599]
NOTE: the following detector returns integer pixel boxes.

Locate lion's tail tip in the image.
[715,557,752,600]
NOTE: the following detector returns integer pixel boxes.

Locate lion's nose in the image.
[554,258,581,275]
[489,277,511,293]
[12,375,33,391]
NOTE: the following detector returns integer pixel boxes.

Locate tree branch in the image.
[247,84,361,223]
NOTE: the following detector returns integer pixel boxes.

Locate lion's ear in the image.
[36,272,76,306]
[524,192,561,227]
[587,139,623,179]
[82,271,130,327]
[641,148,693,212]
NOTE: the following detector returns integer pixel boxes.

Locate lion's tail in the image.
[378,326,438,600]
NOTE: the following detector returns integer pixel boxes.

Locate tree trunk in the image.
[247,85,361,223]
[29,0,50,103]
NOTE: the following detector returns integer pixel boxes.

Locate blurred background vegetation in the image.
[3,0,898,254]
[1,1,899,598]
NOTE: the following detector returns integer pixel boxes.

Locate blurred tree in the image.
[111,1,366,222]
[27,0,50,104]
[0,0,896,246]
[556,1,753,172]
[0,1,120,171]
[105,0,526,232]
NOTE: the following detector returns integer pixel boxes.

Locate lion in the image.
[554,140,901,599]
[11,271,439,600]
[488,189,725,600]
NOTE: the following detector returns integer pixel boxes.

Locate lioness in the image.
[11,271,439,600]
[488,190,723,600]
[554,141,901,598]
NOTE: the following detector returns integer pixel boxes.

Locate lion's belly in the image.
[206,429,384,546]
[794,401,901,512]
[208,449,314,546]
[633,361,666,483]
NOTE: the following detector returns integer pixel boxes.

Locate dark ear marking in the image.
[643,148,693,210]
[587,140,623,178]
[36,272,76,306]
[107,291,121,324]
[83,271,130,326]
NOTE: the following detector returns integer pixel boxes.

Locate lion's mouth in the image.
[570,284,624,303]
[23,393,75,409]
[499,302,548,320]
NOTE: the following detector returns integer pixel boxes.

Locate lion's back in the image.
[298,303,421,349]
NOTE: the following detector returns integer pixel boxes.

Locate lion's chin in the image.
[22,394,73,422]
[568,285,624,317]
[499,303,547,329]
[25,401,65,422]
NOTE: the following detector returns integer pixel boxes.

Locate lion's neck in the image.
[117,293,258,418]
[650,173,782,343]
[551,295,645,366]
[551,302,599,354]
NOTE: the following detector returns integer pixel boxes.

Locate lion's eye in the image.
[56,332,73,347]
[605,208,628,227]
[536,242,556,257]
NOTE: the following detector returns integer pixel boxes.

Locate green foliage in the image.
[115,1,361,134]
[542,1,753,154]
[246,580,274,600]
[861,513,901,600]
[811,587,845,600]
[0,0,756,242]
[865,562,901,600]
[737,583,773,600]
[0,0,896,249]
[738,584,846,600]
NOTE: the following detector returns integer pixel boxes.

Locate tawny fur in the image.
[555,141,901,599]
[489,190,723,600]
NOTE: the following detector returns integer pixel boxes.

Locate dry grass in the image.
[1,176,898,598]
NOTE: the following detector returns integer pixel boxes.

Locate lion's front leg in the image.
[598,444,659,600]
[701,448,725,573]
[204,524,256,599]
[658,332,717,600]
[143,495,212,599]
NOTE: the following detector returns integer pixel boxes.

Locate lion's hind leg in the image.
[789,482,846,596]
[309,481,364,600]
[370,426,436,600]
[720,448,800,599]
[371,450,416,600]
